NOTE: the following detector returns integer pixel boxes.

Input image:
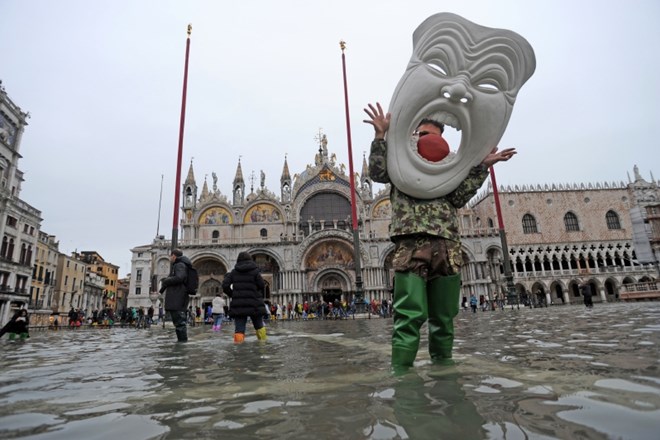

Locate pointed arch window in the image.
[522,214,538,234]
[606,210,621,230]
[564,212,579,232]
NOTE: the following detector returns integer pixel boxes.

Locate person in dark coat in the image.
[222,251,267,343]
[160,249,193,342]
[580,281,594,308]
[0,309,30,340]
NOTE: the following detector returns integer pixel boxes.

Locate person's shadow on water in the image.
[391,366,485,439]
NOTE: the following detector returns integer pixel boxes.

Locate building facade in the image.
[73,251,119,310]
[126,245,157,310]
[1,84,128,326]
[128,136,658,313]
[83,271,106,316]
[468,168,659,306]
[0,82,41,326]
[30,232,60,325]
[53,253,87,316]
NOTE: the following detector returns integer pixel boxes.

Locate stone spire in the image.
[184,160,195,186]
[200,176,209,200]
[360,152,372,199]
[281,154,292,203]
[183,159,197,210]
[233,159,244,185]
[232,158,245,206]
[281,155,291,182]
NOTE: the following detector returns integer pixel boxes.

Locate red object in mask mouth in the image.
[417,134,450,162]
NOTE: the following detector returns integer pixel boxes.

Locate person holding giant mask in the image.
[366,13,535,370]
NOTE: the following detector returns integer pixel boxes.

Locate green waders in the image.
[391,272,428,369]
[427,274,461,363]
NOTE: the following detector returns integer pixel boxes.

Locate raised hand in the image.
[363,102,391,139]
[481,147,517,168]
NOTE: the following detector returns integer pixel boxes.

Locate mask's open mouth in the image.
[430,110,462,152]
[410,110,463,163]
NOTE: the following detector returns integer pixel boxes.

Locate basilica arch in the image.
[193,256,228,296]
[313,269,352,303]
[295,229,369,269]
[250,250,282,300]
[299,238,358,299]
[297,190,353,236]
[303,238,355,271]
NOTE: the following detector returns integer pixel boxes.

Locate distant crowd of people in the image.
[185,297,392,324]
[52,307,118,328]
[257,298,392,321]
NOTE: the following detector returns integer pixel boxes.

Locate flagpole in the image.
[171,24,192,251]
[490,166,519,309]
[339,41,364,307]
[156,174,164,237]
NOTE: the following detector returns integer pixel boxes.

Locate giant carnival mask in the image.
[387,13,536,199]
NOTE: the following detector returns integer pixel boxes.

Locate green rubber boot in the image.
[427,274,461,364]
[391,272,428,370]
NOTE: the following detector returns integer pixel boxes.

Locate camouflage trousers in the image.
[391,235,463,281]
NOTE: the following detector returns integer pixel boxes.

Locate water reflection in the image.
[0,303,658,439]
[385,368,485,438]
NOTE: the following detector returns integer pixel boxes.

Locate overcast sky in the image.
[2,0,659,276]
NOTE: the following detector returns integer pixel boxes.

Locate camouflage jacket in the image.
[368,139,488,241]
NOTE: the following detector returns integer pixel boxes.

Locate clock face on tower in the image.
[0,113,17,146]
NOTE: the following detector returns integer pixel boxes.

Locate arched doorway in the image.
[570,280,581,298]
[252,252,280,299]
[193,257,228,317]
[200,278,222,297]
[550,282,565,304]
[318,272,347,303]
[605,278,618,300]
[531,282,546,307]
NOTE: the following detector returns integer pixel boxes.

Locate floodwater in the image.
[1,303,659,440]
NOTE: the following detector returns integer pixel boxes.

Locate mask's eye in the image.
[427,62,448,75]
[477,83,499,91]
[475,72,506,92]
